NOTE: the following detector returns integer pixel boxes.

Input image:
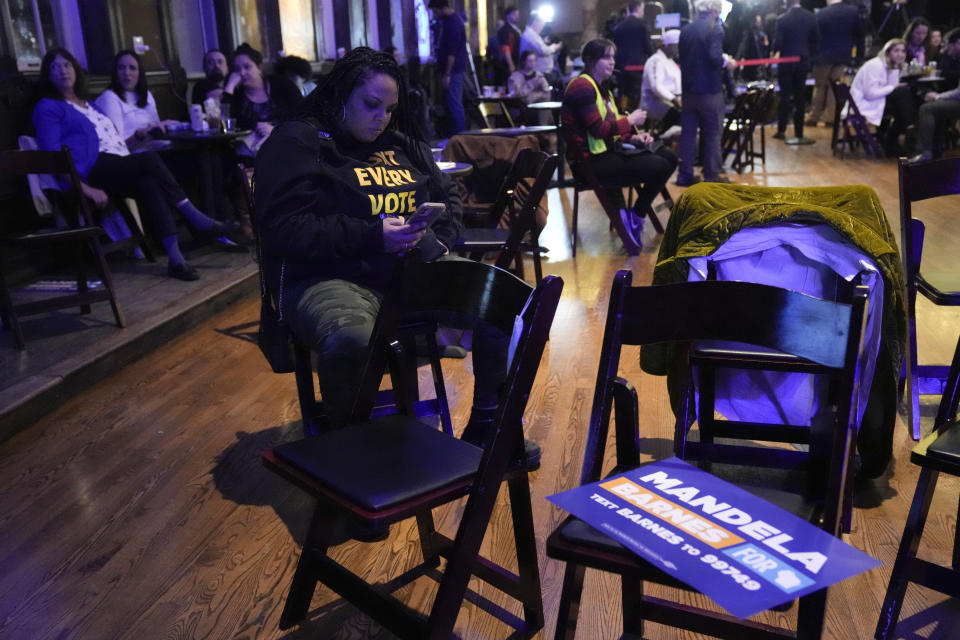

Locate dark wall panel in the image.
[77,0,113,74]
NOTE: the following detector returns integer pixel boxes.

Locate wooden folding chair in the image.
[567,157,669,257]
[722,87,770,174]
[18,134,153,261]
[875,327,960,639]
[456,149,557,282]
[0,147,126,348]
[477,98,516,128]
[898,156,960,440]
[831,81,884,159]
[262,260,563,639]
[547,272,868,640]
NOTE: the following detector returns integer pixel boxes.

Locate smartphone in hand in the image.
[406,202,445,227]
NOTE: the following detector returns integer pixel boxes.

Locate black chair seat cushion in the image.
[273,414,484,511]
[927,424,960,470]
[457,227,509,249]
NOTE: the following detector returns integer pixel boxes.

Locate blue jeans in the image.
[445,72,466,135]
[678,92,725,182]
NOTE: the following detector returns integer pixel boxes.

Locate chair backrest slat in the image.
[0,149,73,176]
[0,147,92,225]
[619,280,856,368]
[899,155,960,203]
[399,259,534,334]
[351,259,547,422]
[579,272,868,521]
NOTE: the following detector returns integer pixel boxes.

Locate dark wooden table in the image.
[525,101,562,111]
[462,125,557,136]
[158,128,250,220]
[437,161,473,177]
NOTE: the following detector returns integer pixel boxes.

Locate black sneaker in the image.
[168,261,199,281]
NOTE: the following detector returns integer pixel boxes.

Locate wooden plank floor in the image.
[0,247,257,442]
[1,124,959,639]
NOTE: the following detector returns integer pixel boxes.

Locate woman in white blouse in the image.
[34,48,235,280]
[94,50,179,152]
[849,39,913,154]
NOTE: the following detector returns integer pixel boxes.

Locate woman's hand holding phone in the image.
[383,216,427,253]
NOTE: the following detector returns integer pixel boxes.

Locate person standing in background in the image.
[677,0,735,186]
[736,14,770,83]
[498,7,523,77]
[806,0,864,127]
[487,18,506,84]
[429,0,467,135]
[772,0,819,144]
[613,2,653,110]
[519,13,560,76]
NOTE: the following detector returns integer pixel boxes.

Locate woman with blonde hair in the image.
[849,38,913,155]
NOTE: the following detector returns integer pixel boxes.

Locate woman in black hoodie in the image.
[256,49,536,465]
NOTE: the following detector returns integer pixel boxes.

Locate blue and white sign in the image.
[547,457,881,618]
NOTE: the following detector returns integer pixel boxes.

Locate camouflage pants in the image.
[289,272,507,429]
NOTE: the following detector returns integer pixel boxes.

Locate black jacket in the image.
[255,120,462,299]
[613,15,652,69]
[221,76,302,130]
[680,15,726,96]
[773,6,820,67]
[816,2,863,66]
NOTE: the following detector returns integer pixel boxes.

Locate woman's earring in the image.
[341,104,346,121]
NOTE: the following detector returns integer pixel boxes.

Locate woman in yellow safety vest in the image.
[560,38,678,249]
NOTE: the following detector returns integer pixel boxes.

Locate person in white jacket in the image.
[849,38,912,154]
[641,29,683,136]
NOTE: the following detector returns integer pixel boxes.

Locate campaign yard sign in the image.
[547,457,881,619]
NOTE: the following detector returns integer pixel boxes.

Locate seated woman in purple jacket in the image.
[32,48,236,281]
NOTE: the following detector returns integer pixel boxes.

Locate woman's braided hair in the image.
[293,46,414,140]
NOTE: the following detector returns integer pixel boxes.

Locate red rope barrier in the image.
[622,56,800,72]
[735,56,800,67]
